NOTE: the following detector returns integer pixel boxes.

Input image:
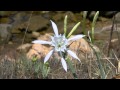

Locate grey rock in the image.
[94,24,120,40]
[0,24,12,44]
[32,31,40,38]
[115,12,120,23]
[104,11,118,17]
[13,14,49,32]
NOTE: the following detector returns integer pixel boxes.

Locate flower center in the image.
[51,35,68,52]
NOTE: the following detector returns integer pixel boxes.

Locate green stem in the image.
[61,52,78,79]
[64,15,67,37]
[89,44,106,79]
[82,11,88,35]
[91,11,99,43]
[66,57,78,79]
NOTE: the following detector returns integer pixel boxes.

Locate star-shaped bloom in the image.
[32,20,85,72]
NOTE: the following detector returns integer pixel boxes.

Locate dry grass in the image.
[0,41,118,79]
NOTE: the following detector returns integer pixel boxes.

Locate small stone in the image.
[17,43,32,53]
[32,31,40,38]
[8,41,13,44]
[37,33,53,41]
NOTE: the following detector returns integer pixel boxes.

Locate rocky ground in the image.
[0,11,120,79]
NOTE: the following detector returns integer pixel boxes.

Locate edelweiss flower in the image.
[32,20,85,72]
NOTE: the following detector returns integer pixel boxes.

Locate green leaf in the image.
[35,63,40,73]
[64,15,68,37]
[66,57,78,79]
[32,56,38,62]
[83,11,88,18]
[92,11,99,27]
[91,11,99,43]
[67,22,81,38]
[82,11,88,35]
[40,62,50,79]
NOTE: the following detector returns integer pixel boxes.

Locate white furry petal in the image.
[32,40,51,45]
[44,50,54,63]
[67,50,81,62]
[61,58,67,72]
[68,35,85,41]
[50,20,59,37]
